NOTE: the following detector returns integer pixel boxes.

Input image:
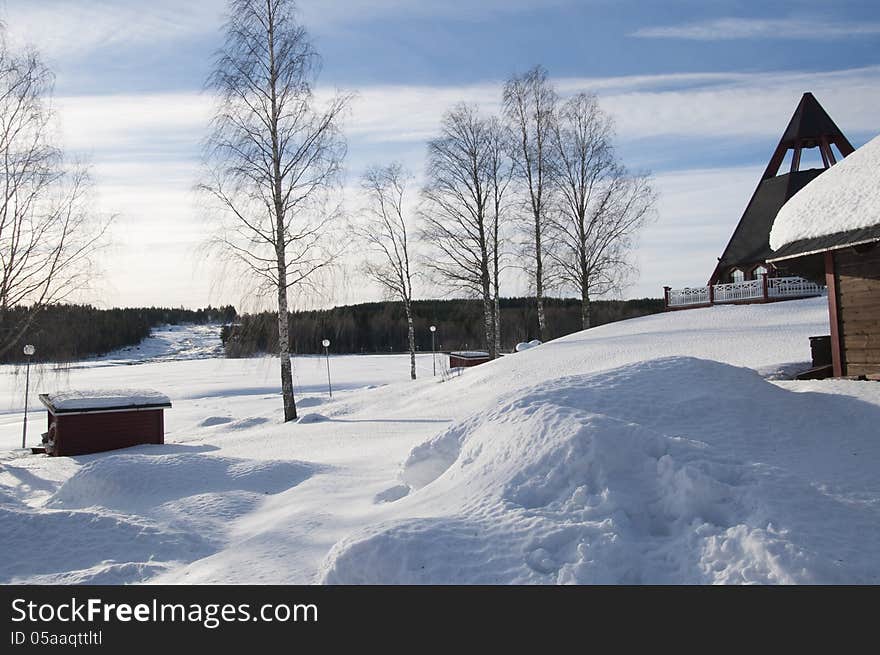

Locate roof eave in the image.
[768,235,880,263]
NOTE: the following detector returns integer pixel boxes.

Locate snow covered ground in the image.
[87,323,226,366]
[2,297,879,584]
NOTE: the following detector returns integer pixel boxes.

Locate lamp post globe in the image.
[429,326,437,376]
[21,345,35,448]
[322,339,332,398]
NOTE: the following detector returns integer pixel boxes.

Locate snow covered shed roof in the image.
[39,389,172,414]
[769,134,880,262]
[449,351,490,359]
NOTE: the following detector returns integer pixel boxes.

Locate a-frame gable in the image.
[709,92,854,285]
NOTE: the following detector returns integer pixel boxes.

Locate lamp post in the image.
[21,344,35,449]
[429,326,436,376]
[322,339,332,398]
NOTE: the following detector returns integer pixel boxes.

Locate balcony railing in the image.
[664,276,824,309]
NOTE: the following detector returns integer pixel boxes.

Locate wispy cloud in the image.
[631,17,880,41]
[49,64,880,306]
[55,64,880,166]
[3,1,225,60]
[3,0,574,61]
[343,65,880,149]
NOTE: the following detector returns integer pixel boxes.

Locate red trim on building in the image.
[824,251,844,377]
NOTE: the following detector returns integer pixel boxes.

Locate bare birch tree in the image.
[503,66,558,341]
[549,92,656,329]
[203,0,349,422]
[356,163,418,379]
[0,33,110,359]
[421,103,497,359]
[486,117,513,355]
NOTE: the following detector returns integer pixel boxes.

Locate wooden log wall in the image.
[835,245,880,377]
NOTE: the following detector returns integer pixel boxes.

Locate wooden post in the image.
[663,286,671,310]
[818,137,830,168]
[708,284,715,305]
[825,251,844,377]
[819,135,836,166]
[790,147,802,173]
[761,273,769,301]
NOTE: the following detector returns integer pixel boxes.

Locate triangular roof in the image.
[709,92,855,284]
[760,92,855,181]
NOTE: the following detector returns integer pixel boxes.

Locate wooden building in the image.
[39,390,172,456]
[710,92,854,285]
[769,134,880,379]
[449,351,491,368]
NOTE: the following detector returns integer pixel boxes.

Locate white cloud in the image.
[54,64,880,164]
[49,64,880,307]
[3,0,225,60]
[632,165,762,296]
[631,17,880,41]
[344,65,880,150]
[54,94,212,156]
[2,0,574,61]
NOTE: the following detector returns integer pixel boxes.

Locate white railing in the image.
[665,276,823,308]
[667,286,710,307]
[713,279,763,302]
[767,276,824,298]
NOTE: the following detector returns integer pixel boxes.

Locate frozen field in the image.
[2,297,880,584]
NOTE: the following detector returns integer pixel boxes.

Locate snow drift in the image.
[0,446,319,584]
[322,357,880,584]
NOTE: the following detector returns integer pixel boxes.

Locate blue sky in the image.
[4,0,879,309]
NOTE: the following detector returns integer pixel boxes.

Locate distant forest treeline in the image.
[222,297,665,357]
[0,304,237,364]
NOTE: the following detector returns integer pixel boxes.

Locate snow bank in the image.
[770,134,880,250]
[45,389,171,411]
[515,340,542,352]
[322,357,880,584]
[5,297,876,585]
[48,451,315,513]
[0,447,319,584]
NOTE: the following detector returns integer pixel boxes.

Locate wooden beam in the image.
[790,147,802,173]
[818,138,830,168]
[825,251,844,377]
[819,136,836,166]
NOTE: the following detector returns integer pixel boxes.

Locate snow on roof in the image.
[770,134,880,251]
[42,389,171,412]
[450,351,490,358]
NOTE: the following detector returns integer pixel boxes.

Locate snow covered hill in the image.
[2,296,879,584]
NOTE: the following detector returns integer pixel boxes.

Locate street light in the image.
[21,344,35,449]
[322,338,332,398]
[429,326,437,376]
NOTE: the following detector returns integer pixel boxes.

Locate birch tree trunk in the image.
[421,104,496,360]
[355,162,418,380]
[203,0,349,422]
[405,300,416,380]
[546,92,656,335]
[503,66,557,342]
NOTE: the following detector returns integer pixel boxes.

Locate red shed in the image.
[39,390,172,456]
[449,351,491,368]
